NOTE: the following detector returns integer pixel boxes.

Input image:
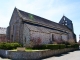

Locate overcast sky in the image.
[0,0,80,42]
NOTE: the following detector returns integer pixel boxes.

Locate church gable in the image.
[8,8,24,43]
[59,16,74,32]
[9,8,22,26]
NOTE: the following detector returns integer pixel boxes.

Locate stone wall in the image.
[25,23,70,46]
[23,23,30,47]
[8,8,24,44]
[0,34,7,42]
[0,48,78,60]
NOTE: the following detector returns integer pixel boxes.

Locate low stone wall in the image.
[0,48,78,59]
[0,49,9,58]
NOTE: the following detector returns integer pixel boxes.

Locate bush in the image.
[27,43,79,50]
[0,43,22,50]
[32,45,47,50]
[66,45,72,48]
[59,44,66,49]
[32,44,60,50]
[71,43,79,48]
[46,44,59,50]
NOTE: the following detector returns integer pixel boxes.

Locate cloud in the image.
[0,0,80,41]
[0,13,9,27]
[0,0,80,26]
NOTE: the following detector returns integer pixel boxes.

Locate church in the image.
[7,8,76,47]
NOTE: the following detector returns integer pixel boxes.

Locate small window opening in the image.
[25,37,26,42]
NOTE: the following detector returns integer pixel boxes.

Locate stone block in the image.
[17,47,25,51]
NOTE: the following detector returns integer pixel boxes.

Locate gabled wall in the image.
[8,8,24,45]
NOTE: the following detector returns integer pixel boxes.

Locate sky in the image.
[0,0,80,42]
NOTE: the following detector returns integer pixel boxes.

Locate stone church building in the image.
[7,8,76,47]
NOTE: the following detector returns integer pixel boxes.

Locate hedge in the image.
[71,43,79,48]
[0,43,22,50]
[66,45,72,48]
[46,44,59,50]
[32,43,79,50]
[32,44,66,50]
[59,44,66,49]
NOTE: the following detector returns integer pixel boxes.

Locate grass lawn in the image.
[9,48,49,52]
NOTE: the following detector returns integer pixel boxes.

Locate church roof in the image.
[0,27,6,34]
[15,8,71,33]
[26,24,64,34]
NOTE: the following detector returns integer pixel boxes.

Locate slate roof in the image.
[26,24,62,34]
[15,8,71,32]
[0,27,6,34]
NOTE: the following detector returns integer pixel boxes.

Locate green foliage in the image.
[46,44,60,50]
[59,44,66,49]
[32,45,46,50]
[66,45,72,48]
[0,43,22,50]
[32,44,60,50]
[71,43,79,48]
[32,43,79,50]
[66,43,79,48]
[29,14,34,20]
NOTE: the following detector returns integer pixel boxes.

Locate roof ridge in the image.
[15,8,23,19]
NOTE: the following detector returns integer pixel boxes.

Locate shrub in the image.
[71,43,79,48]
[59,44,66,49]
[27,43,79,50]
[0,43,22,50]
[46,44,59,50]
[32,45,47,50]
[32,44,60,50]
[66,45,72,48]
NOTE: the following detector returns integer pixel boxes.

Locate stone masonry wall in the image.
[0,48,78,60]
